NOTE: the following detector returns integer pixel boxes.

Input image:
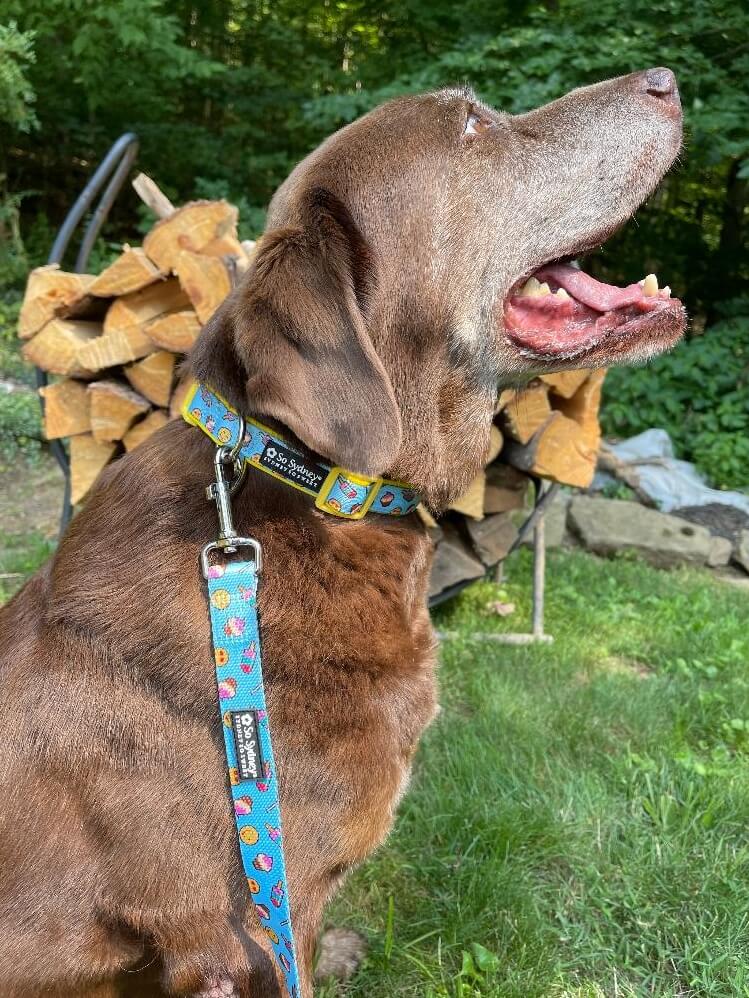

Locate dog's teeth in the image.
[518,277,552,297]
[554,288,570,300]
[641,274,658,296]
[662,285,671,298]
[520,276,543,296]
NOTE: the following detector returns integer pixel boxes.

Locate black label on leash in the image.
[259,441,326,492]
[231,710,265,782]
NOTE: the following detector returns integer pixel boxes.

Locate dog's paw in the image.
[314,927,367,982]
[194,976,236,998]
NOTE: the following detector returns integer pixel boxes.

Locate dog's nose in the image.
[641,67,680,109]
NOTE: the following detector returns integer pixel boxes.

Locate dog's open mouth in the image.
[503,261,684,359]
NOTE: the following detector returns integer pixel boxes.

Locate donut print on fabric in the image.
[182,383,420,520]
[207,560,300,998]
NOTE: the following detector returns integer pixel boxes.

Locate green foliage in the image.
[0,289,29,382]
[0,21,37,132]
[0,529,55,603]
[1,0,746,320]
[602,313,749,488]
[1,0,747,488]
[0,388,42,466]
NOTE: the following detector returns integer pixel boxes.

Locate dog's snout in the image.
[641,67,680,110]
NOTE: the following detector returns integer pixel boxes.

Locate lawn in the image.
[322,550,749,998]
[3,543,749,997]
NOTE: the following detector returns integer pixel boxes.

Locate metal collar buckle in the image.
[201,416,263,578]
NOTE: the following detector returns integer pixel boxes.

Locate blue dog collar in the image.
[183,382,420,520]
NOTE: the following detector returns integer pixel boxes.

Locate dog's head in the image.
[192,69,685,509]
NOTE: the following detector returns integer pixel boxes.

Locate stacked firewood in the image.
[428,368,605,596]
[18,178,605,595]
[18,178,256,503]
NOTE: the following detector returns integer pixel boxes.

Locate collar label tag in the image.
[231,710,265,782]
[258,441,326,492]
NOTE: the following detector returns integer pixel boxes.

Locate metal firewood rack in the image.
[38,132,139,536]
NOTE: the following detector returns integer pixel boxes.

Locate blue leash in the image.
[202,429,300,998]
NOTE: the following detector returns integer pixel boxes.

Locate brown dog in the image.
[0,69,684,997]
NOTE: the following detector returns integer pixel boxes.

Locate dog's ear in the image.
[190,191,402,478]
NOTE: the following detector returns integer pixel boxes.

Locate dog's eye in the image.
[463,109,494,137]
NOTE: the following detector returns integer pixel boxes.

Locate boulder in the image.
[708,536,732,568]
[568,496,719,568]
[735,530,749,574]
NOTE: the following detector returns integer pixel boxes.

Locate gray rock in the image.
[520,491,571,549]
[735,530,749,574]
[466,512,518,565]
[568,496,718,568]
[708,536,732,568]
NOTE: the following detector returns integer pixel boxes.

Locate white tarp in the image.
[596,428,749,515]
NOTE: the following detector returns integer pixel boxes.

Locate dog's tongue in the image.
[534,263,652,310]
[503,261,678,356]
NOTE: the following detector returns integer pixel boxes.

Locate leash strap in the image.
[206,559,300,998]
[202,434,300,997]
[183,381,420,520]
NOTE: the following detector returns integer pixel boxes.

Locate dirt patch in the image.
[0,452,64,541]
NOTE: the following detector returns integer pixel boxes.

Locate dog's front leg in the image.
[152,912,287,998]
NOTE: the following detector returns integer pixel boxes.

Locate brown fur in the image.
[0,70,683,997]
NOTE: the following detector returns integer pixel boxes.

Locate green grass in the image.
[321,550,749,998]
[0,530,55,602]
[4,542,749,996]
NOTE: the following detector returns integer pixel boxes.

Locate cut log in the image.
[169,377,192,419]
[416,504,439,530]
[486,424,504,464]
[496,387,518,413]
[145,309,201,352]
[22,319,100,376]
[539,369,591,399]
[484,464,529,514]
[200,232,245,259]
[89,246,164,297]
[104,278,191,335]
[235,240,258,275]
[70,434,117,505]
[78,278,191,370]
[466,512,519,565]
[76,327,153,371]
[428,530,486,598]
[501,381,552,444]
[143,200,239,272]
[88,380,150,442]
[123,351,175,407]
[18,265,95,339]
[554,368,605,446]
[123,409,169,451]
[132,172,175,220]
[39,379,91,439]
[448,471,486,520]
[175,251,232,323]
[503,411,599,488]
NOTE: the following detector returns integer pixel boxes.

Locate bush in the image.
[601,315,749,490]
[0,387,42,467]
